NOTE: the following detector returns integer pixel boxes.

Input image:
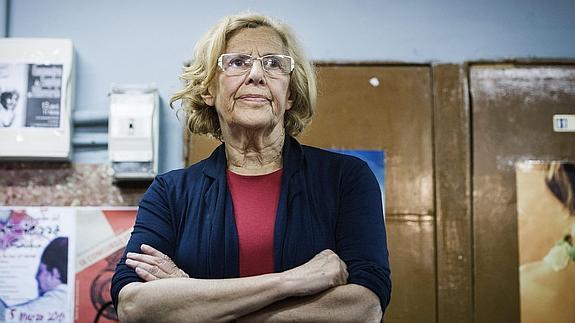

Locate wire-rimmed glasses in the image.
[218,53,295,76]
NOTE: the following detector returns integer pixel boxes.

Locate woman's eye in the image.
[264,58,280,69]
[229,58,246,67]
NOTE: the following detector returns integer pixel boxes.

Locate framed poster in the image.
[0,63,64,129]
[0,38,74,160]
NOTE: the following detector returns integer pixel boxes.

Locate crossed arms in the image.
[117,245,382,323]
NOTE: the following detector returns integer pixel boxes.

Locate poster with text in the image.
[0,63,64,129]
[74,208,136,323]
[329,149,386,212]
[0,207,75,322]
[516,161,575,323]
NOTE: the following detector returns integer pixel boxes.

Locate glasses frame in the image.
[217,53,295,75]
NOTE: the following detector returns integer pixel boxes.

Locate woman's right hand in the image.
[125,244,189,281]
[281,249,348,296]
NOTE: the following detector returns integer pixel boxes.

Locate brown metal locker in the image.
[185,64,437,322]
[470,63,575,323]
[432,64,473,323]
[302,65,436,322]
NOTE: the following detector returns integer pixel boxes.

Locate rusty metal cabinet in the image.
[470,64,575,323]
[184,62,575,322]
[186,65,438,322]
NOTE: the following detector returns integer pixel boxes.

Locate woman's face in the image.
[7,93,18,110]
[2,93,18,110]
[517,165,574,264]
[204,27,292,135]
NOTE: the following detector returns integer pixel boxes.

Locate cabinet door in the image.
[302,65,436,323]
[471,64,575,323]
[185,65,436,322]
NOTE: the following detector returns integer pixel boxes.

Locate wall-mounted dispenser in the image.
[108,84,159,182]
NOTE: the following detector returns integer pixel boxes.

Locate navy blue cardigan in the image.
[111,136,391,311]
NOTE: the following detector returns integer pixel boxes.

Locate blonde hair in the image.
[170,13,316,140]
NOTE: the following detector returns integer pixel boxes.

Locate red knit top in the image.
[227,169,283,277]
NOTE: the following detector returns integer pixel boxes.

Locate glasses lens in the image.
[221,54,251,75]
[261,55,293,74]
[219,54,293,75]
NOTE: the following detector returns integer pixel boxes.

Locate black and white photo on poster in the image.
[0,63,26,128]
[0,63,64,129]
[25,64,63,128]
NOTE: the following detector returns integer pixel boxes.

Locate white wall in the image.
[5,0,575,172]
[0,0,6,36]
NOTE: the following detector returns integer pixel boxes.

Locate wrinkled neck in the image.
[223,127,285,176]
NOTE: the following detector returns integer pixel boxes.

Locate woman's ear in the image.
[286,99,293,111]
[286,89,293,111]
[201,84,216,106]
[201,91,215,106]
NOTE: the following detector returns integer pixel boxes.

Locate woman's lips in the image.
[237,94,270,103]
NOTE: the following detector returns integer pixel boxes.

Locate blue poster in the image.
[329,149,385,211]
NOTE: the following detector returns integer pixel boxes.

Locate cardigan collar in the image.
[199,135,305,276]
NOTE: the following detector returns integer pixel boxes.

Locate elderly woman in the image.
[111,13,391,322]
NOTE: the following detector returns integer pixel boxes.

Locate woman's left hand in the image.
[125,244,189,281]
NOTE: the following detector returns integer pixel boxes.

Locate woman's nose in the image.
[245,60,266,85]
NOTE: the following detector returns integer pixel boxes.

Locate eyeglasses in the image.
[218,53,295,76]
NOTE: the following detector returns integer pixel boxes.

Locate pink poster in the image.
[74,208,136,323]
[0,207,75,323]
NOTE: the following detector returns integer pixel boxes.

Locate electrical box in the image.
[108,84,159,182]
[0,38,74,160]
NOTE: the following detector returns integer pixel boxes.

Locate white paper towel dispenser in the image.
[108,84,159,182]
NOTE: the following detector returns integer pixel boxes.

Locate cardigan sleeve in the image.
[336,160,392,310]
[110,174,178,310]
